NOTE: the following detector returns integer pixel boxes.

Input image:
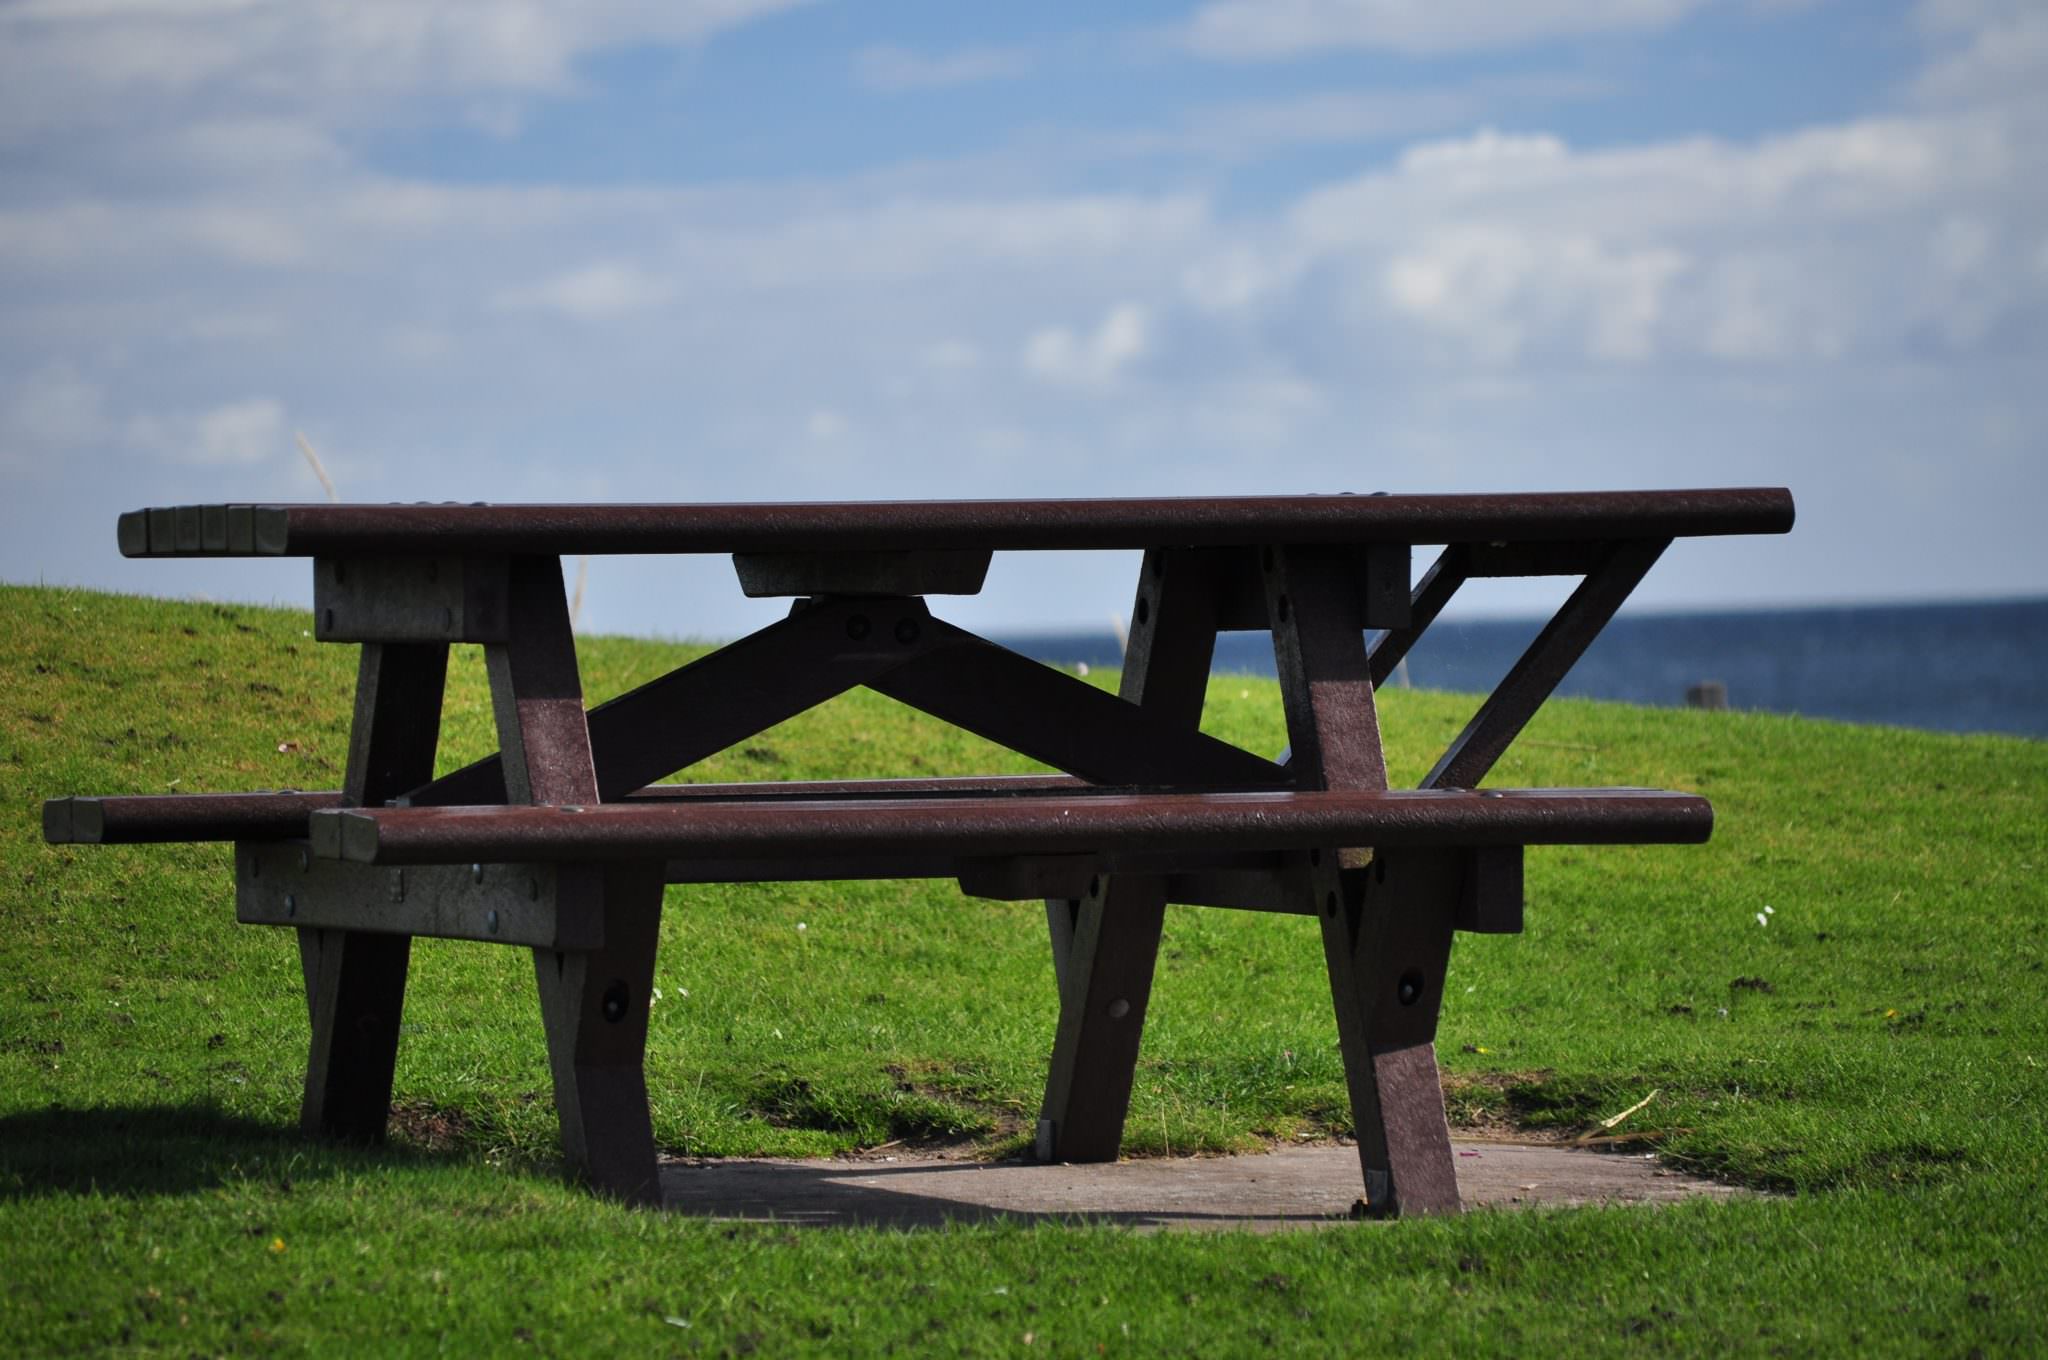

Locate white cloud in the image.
[1913,0,2048,106]
[0,0,813,144]
[1288,113,2035,365]
[1023,303,1150,386]
[921,339,982,368]
[5,368,109,448]
[497,261,676,320]
[854,43,1033,91]
[190,398,287,465]
[1183,0,1707,59]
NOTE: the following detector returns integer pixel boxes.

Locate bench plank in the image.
[312,788,1712,866]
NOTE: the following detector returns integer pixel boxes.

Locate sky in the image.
[2,0,2044,639]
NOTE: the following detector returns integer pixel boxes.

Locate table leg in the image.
[1317,852,1461,1216]
[300,641,448,1142]
[1268,545,1461,1216]
[488,555,664,1205]
[1036,548,1218,1162]
[533,863,665,1205]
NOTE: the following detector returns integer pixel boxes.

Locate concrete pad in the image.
[659,1142,1740,1232]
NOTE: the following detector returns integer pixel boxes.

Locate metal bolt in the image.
[846,614,871,641]
[601,981,629,1024]
[485,909,500,935]
[1134,596,1149,626]
[322,608,335,632]
[1397,970,1425,1006]
[299,847,310,872]
[471,863,484,884]
[894,616,921,645]
[1107,998,1131,1020]
[284,894,296,919]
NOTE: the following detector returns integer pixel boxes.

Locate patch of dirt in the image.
[1441,1069,1577,1144]
[387,1099,475,1152]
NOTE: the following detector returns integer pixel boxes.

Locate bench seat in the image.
[42,777,1090,845]
[309,787,1711,866]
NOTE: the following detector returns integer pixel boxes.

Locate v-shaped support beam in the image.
[405,594,1287,808]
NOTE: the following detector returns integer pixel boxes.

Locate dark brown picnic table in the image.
[45,489,1794,1215]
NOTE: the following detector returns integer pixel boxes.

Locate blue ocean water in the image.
[999,598,2048,740]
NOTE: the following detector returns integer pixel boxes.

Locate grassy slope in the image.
[1,582,2044,1356]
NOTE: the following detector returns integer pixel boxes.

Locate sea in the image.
[998,598,2048,740]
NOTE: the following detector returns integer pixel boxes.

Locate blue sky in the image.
[2,0,2043,638]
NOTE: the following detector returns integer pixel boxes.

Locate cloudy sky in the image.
[3,0,2043,637]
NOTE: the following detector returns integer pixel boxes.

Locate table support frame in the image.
[121,496,1781,1217]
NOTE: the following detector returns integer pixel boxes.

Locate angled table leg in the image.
[1269,544,1462,1217]
[300,641,448,1142]
[488,555,665,1205]
[1036,548,1219,1162]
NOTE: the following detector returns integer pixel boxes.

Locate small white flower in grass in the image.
[797,922,807,933]
[1756,913,1768,927]
[1765,905,1775,915]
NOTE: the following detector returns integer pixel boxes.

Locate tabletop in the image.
[118,489,1795,558]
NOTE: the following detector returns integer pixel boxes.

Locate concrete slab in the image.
[658,1141,1739,1232]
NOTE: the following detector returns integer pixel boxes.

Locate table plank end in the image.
[116,512,151,557]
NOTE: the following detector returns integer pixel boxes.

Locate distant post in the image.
[1685,680,1729,711]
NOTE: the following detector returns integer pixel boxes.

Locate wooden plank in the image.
[297,640,448,1145]
[314,556,511,643]
[1037,546,1221,1163]
[1269,545,1461,1217]
[240,843,601,949]
[313,789,1715,865]
[487,555,664,1206]
[407,595,948,806]
[1423,538,1668,790]
[112,489,1796,556]
[732,549,991,597]
[870,618,1285,789]
[1369,545,1468,689]
[201,505,229,551]
[1322,851,1468,1217]
[41,791,343,844]
[116,511,150,557]
[1454,845,1524,934]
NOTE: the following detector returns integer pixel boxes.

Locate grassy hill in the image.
[2,582,2044,1355]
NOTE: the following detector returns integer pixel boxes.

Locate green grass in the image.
[3,581,2045,1355]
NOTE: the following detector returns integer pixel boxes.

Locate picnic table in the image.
[44,489,1794,1215]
